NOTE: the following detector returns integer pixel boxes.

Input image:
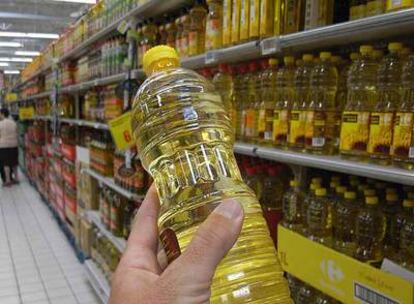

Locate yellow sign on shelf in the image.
[108,111,134,151]
[19,107,35,120]
[278,226,414,304]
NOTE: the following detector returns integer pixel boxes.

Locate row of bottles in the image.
[100,36,128,77]
[99,185,141,239]
[282,173,414,270]
[206,42,414,170]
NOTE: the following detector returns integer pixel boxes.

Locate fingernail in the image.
[213,199,243,220]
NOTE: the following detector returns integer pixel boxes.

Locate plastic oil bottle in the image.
[244,61,260,142]
[301,180,322,235]
[223,0,232,46]
[340,45,378,160]
[274,0,284,36]
[188,0,207,56]
[213,63,235,129]
[240,0,250,41]
[257,58,278,145]
[383,192,401,258]
[182,12,192,58]
[398,199,414,271]
[273,56,296,148]
[206,0,223,51]
[282,179,305,232]
[366,0,385,16]
[332,191,360,256]
[350,0,367,20]
[392,54,414,169]
[231,0,241,44]
[368,42,403,165]
[289,54,313,151]
[354,196,386,266]
[296,283,317,304]
[283,0,305,34]
[305,52,338,155]
[306,188,333,246]
[133,46,292,303]
[235,64,248,141]
[304,0,334,30]
[260,0,275,38]
[249,0,260,40]
[386,0,414,12]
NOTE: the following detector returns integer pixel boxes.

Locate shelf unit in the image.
[60,118,109,130]
[234,142,414,186]
[86,210,127,252]
[82,168,144,201]
[84,259,111,304]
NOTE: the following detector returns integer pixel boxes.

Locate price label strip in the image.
[108,111,134,151]
[260,37,281,55]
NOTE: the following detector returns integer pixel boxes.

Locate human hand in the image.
[109,185,244,304]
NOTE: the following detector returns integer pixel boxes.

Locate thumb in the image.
[166,199,244,282]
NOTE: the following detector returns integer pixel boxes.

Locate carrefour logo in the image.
[321,260,345,283]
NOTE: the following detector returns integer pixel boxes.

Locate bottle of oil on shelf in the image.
[392,54,414,169]
[258,58,279,145]
[213,63,235,131]
[240,0,250,41]
[235,64,249,141]
[282,179,305,232]
[307,188,333,246]
[304,0,334,30]
[305,52,338,155]
[302,179,322,234]
[260,0,275,38]
[182,12,192,58]
[289,54,313,151]
[296,283,317,304]
[340,45,378,160]
[366,0,385,16]
[273,56,296,148]
[354,196,386,266]
[249,0,261,40]
[133,45,292,303]
[386,0,414,12]
[398,199,414,271]
[368,43,403,165]
[223,0,232,46]
[206,0,223,51]
[188,0,207,56]
[231,0,241,44]
[383,192,401,258]
[283,0,305,34]
[350,0,367,20]
[244,62,260,142]
[274,0,285,36]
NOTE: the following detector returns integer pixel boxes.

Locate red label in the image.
[160,228,181,263]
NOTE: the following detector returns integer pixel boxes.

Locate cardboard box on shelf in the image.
[80,217,93,257]
[76,162,99,213]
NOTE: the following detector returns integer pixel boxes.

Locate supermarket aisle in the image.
[0,177,101,304]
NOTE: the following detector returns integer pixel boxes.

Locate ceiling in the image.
[0,0,95,71]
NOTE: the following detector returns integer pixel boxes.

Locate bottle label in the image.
[305,111,327,148]
[245,109,256,137]
[289,110,306,145]
[249,0,260,37]
[340,111,370,152]
[367,0,385,15]
[160,228,181,263]
[223,0,232,44]
[231,0,241,43]
[285,0,299,33]
[260,0,273,36]
[368,112,394,155]
[206,19,222,50]
[240,0,249,39]
[391,112,414,158]
[258,109,266,134]
[273,109,289,144]
[264,109,274,140]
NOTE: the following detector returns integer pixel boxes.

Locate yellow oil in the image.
[235,64,248,141]
[392,54,414,169]
[369,43,403,165]
[213,64,235,132]
[304,0,334,30]
[244,62,260,142]
[386,0,414,12]
[350,0,367,20]
[305,52,338,155]
[133,49,292,303]
[340,45,378,160]
[260,0,275,38]
[249,0,260,40]
[274,0,284,36]
[223,0,233,46]
[181,13,191,58]
[283,0,304,34]
[188,2,207,56]
[206,0,223,51]
[282,180,305,232]
[231,0,241,44]
[398,199,414,271]
[240,0,250,41]
[366,0,385,16]
[306,188,333,246]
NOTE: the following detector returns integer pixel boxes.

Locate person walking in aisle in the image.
[0,108,18,186]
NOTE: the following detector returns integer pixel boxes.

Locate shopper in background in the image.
[0,108,18,186]
[109,185,244,304]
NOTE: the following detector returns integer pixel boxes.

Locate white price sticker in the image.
[125,149,132,169]
[205,51,219,65]
[261,37,280,55]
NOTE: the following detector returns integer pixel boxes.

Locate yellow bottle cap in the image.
[310,183,320,191]
[312,177,323,184]
[284,56,295,65]
[388,42,403,52]
[320,52,332,60]
[269,58,278,66]
[360,45,373,55]
[403,199,414,208]
[366,196,379,205]
[302,54,314,62]
[344,191,356,199]
[290,180,299,187]
[143,45,180,76]
[316,188,327,196]
[350,52,361,61]
[364,189,376,196]
[336,186,347,194]
[386,193,399,202]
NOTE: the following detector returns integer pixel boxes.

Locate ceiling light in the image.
[52,0,96,3]
[15,51,40,56]
[4,70,20,74]
[0,62,9,66]
[0,57,32,62]
[0,42,23,47]
[0,32,59,39]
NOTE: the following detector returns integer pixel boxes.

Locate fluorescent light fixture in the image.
[4,70,20,74]
[0,42,23,47]
[15,51,40,56]
[0,62,9,66]
[0,57,32,62]
[52,0,96,3]
[0,32,59,39]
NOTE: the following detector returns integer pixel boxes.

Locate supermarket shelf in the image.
[83,167,144,201]
[59,118,109,130]
[84,260,110,304]
[86,210,126,252]
[13,64,52,91]
[59,0,190,63]
[14,91,52,103]
[234,142,414,186]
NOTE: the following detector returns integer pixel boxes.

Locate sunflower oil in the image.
[306,188,333,246]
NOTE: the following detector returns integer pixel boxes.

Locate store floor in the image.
[0,176,101,304]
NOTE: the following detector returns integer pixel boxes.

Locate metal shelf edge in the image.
[84,260,110,304]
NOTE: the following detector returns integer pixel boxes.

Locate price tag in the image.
[205,51,219,65]
[117,20,131,35]
[125,149,132,169]
[108,111,134,151]
[19,107,35,120]
[260,37,281,55]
